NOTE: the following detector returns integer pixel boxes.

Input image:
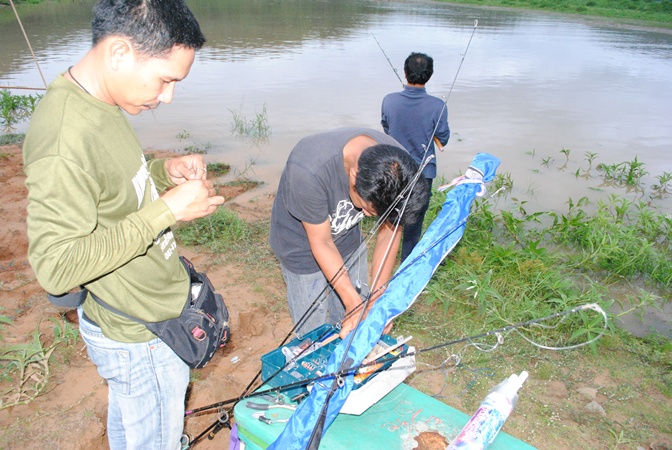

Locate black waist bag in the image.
[140,256,230,368]
[49,256,230,369]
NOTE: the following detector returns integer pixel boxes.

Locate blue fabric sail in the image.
[268,153,500,450]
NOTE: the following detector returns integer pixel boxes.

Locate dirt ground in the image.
[1,142,671,450]
[0,143,291,449]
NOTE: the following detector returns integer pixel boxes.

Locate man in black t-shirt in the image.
[269,128,427,338]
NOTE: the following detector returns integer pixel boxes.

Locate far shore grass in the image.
[438,0,672,28]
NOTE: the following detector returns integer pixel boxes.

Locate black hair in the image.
[355,145,428,226]
[92,0,206,57]
[404,52,433,85]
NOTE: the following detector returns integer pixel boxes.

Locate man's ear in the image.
[108,38,133,71]
[349,167,358,187]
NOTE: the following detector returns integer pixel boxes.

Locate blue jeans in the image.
[77,307,189,450]
[401,177,433,262]
[282,243,369,335]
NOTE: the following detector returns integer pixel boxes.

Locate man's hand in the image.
[338,305,393,339]
[162,179,224,222]
[339,304,363,339]
[165,155,208,185]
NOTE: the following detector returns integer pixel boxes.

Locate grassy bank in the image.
[3,122,670,446]
[390,152,672,447]
[173,151,672,448]
[438,0,672,27]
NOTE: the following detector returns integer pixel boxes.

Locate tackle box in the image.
[233,382,538,450]
[260,324,409,400]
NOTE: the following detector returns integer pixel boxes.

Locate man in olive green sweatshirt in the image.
[23,1,224,448]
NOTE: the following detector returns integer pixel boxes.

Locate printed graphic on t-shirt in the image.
[330,199,363,238]
[132,155,176,258]
[131,155,160,209]
[159,230,177,259]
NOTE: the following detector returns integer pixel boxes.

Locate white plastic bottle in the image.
[447,370,529,450]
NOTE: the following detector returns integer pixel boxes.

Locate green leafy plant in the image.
[597,156,649,187]
[0,90,41,131]
[173,207,253,252]
[652,171,672,197]
[176,129,191,141]
[233,156,259,178]
[0,318,79,410]
[182,142,211,155]
[207,162,231,177]
[0,133,25,146]
[229,104,271,141]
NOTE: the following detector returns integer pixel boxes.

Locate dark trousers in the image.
[401,177,433,262]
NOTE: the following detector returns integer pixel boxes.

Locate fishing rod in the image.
[181,303,607,420]
[186,177,499,429]
[371,21,480,191]
[184,161,491,447]
[189,165,492,413]
[183,154,436,448]
[190,23,484,446]
[423,18,479,161]
[446,19,478,102]
[371,33,405,88]
[9,0,48,89]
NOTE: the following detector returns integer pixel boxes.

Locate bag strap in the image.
[46,256,193,326]
[48,288,148,325]
[48,290,88,308]
[87,290,150,326]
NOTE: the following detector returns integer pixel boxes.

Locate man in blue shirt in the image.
[381,52,450,261]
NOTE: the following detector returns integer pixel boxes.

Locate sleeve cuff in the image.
[137,199,177,237]
[148,158,175,191]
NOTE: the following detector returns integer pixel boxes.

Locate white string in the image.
[408,303,609,396]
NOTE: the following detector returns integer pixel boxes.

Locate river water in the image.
[2,1,671,333]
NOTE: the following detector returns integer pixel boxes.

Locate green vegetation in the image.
[181,142,212,155]
[0,132,25,145]
[173,128,212,154]
[390,151,671,447]
[3,141,666,445]
[174,207,258,254]
[207,162,231,178]
[439,0,672,25]
[229,104,272,141]
[0,315,79,410]
[216,178,263,192]
[0,90,40,131]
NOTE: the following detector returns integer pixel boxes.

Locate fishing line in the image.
[303,151,441,449]
[421,19,479,167]
[183,303,607,421]
[184,171,499,448]
[337,183,506,327]
[191,27,480,435]
[211,148,434,424]
[371,33,405,88]
[446,20,478,103]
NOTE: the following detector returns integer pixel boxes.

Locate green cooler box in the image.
[234,382,536,449]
